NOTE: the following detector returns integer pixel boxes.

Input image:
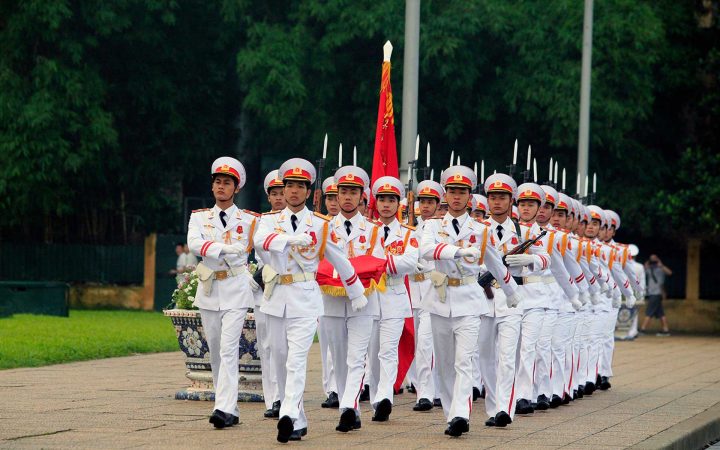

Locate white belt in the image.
[525,275,556,285]
[386,276,406,287]
[275,272,316,285]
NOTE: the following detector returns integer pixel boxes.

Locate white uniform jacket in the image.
[408,217,436,311]
[486,218,549,317]
[322,212,384,318]
[377,219,416,319]
[420,212,518,318]
[187,205,258,311]
[254,207,365,318]
[517,221,559,310]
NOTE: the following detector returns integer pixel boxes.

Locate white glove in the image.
[600,282,609,294]
[221,244,243,255]
[288,234,313,246]
[249,277,260,292]
[416,261,427,272]
[351,295,368,312]
[590,292,601,305]
[612,296,621,308]
[569,294,582,311]
[605,287,614,299]
[579,291,590,306]
[506,290,524,308]
[457,247,481,261]
[625,294,636,309]
[504,254,535,267]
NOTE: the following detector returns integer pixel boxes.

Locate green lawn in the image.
[0,310,178,369]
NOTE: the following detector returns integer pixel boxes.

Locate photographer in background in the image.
[640,254,673,336]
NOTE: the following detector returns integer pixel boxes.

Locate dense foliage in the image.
[1,0,717,243]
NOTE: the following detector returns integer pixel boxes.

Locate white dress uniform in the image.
[253,171,285,413]
[512,183,553,411]
[476,176,550,424]
[187,157,256,421]
[547,194,591,403]
[318,177,339,398]
[367,177,416,417]
[254,159,366,438]
[420,166,520,435]
[406,180,444,405]
[532,186,580,405]
[317,166,383,427]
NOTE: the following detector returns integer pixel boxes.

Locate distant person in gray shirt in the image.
[640,254,673,336]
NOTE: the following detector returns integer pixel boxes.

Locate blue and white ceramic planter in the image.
[164,309,263,402]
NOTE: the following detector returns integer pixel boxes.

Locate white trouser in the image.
[586,309,606,383]
[625,313,639,339]
[368,318,405,408]
[318,316,337,395]
[265,314,317,431]
[472,340,482,390]
[409,308,435,401]
[599,308,618,377]
[551,312,576,397]
[200,308,248,417]
[431,314,480,422]
[534,309,558,399]
[254,310,279,409]
[573,310,592,390]
[515,308,545,402]
[478,314,521,419]
[564,312,581,394]
[321,315,374,416]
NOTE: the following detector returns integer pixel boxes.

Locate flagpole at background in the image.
[400,0,420,187]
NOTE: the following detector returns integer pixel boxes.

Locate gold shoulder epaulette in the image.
[262,210,280,215]
[401,223,416,231]
[313,211,332,221]
[192,208,210,213]
[243,209,261,217]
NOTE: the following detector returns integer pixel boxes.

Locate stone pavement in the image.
[1,335,719,449]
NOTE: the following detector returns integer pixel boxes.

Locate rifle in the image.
[406,135,419,225]
[312,134,328,212]
[478,229,548,299]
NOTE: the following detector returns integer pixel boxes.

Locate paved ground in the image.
[1,335,719,449]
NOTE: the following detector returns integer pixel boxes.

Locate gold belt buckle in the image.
[414,273,426,282]
[279,274,294,284]
[491,280,500,289]
[447,278,461,287]
[215,270,228,281]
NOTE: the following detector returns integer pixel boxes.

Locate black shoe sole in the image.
[277,416,294,443]
[413,402,433,412]
[336,409,356,433]
[446,420,466,437]
[372,399,392,422]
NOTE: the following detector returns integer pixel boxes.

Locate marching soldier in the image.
[319,176,340,408]
[318,166,384,433]
[513,182,566,415]
[420,165,522,437]
[406,180,444,411]
[187,157,260,429]
[477,174,548,427]
[471,194,489,220]
[264,170,287,211]
[254,158,367,443]
[532,185,581,409]
[367,176,416,422]
[257,170,285,418]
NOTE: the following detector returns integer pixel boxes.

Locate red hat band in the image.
[283,167,312,182]
[445,174,472,187]
[214,165,240,180]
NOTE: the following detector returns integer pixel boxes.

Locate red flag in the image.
[368,42,414,393]
[368,45,399,219]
